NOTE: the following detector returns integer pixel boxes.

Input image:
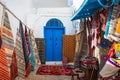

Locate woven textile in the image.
[108,5,120,36]
[74,20,88,68]
[10,48,18,80]
[74,31,84,67]
[25,26,30,55]
[35,38,45,64]
[28,30,36,71]
[19,21,31,77]
[100,58,120,78]
[15,29,26,79]
[62,35,76,63]
[0,29,10,80]
[36,65,74,75]
[115,18,120,35]
[30,30,40,68]
[1,10,14,72]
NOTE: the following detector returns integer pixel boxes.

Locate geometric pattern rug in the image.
[36,65,74,75]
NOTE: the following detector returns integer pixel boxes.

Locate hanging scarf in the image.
[1,9,14,73]
[104,6,113,38]
[15,29,26,79]
[74,29,84,67]
[28,30,36,71]
[30,30,40,68]
[101,9,110,31]
[86,18,94,56]
[0,29,10,80]
[19,21,31,77]
[25,26,30,56]
[10,48,18,80]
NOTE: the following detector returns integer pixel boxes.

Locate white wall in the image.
[26,8,75,38]
[0,1,75,39]
[31,0,68,8]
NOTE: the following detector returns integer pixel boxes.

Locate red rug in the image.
[36,65,74,75]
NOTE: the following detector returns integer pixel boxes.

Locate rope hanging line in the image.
[0,1,31,30]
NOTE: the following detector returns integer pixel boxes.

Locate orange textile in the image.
[10,48,18,80]
[2,10,14,73]
[0,30,10,80]
[116,18,120,34]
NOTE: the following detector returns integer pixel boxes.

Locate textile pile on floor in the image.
[27,65,75,80]
[36,65,74,75]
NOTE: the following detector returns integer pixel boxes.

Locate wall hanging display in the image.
[1,9,14,73]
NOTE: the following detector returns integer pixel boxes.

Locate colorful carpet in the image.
[15,29,26,79]
[2,9,14,74]
[36,65,74,75]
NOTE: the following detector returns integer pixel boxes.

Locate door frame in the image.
[44,18,65,65]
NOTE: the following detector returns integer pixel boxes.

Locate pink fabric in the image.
[108,44,115,58]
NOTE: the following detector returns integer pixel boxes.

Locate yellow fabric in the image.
[116,18,120,34]
[114,43,120,54]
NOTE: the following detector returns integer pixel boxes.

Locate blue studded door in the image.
[44,18,65,62]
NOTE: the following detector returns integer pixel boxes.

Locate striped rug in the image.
[10,48,18,80]
[0,29,10,80]
[15,29,26,79]
[1,10,14,73]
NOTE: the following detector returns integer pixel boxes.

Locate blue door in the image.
[44,18,65,62]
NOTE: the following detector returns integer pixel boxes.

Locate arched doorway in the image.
[44,18,65,63]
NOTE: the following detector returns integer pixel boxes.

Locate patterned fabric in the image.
[104,6,113,38]
[10,48,18,80]
[30,30,40,69]
[1,10,14,73]
[104,4,120,42]
[100,58,120,78]
[15,29,26,79]
[108,5,120,36]
[0,35,2,48]
[101,9,110,31]
[25,26,30,55]
[74,20,88,68]
[28,30,36,71]
[108,44,115,58]
[36,65,74,75]
[115,18,120,35]
[80,55,99,70]
[19,21,31,77]
[0,29,10,80]
[35,38,45,64]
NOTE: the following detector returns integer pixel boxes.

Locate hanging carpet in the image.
[29,30,41,72]
[1,9,14,73]
[10,48,18,80]
[19,21,31,77]
[0,29,10,80]
[15,29,26,79]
